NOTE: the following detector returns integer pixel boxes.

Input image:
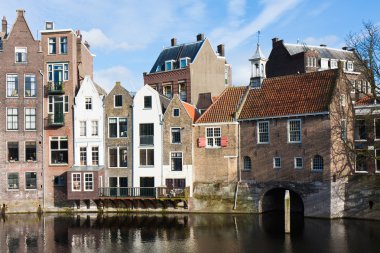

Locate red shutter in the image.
[221,136,228,147]
[198,137,206,148]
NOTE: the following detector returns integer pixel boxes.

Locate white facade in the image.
[133,85,165,187]
[73,76,105,167]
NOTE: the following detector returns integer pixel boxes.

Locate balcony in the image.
[140,135,154,145]
[47,113,65,127]
[48,81,65,94]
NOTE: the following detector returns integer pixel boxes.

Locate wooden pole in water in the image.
[285,190,291,233]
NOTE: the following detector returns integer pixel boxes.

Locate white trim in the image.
[114,94,123,108]
[257,121,270,144]
[108,146,128,168]
[15,46,27,63]
[108,117,128,138]
[49,136,69,166]
[294,157,303,169]
[6,73,19,98]
[24,107,37,131]
[6,172,19,191]
[288,119,302,143]
[273,157,281,169]
[165,60,175,71]
[59,36,68,55]
[24,73,37,98]
[205,127,221,148]
[6,141,19,163]
[170,127,181,144]
[170,151,183,171]
[24,171,37,191]
[6,107,19,131]
[172,108,180,117]
[84,172,94,191]
[72,173,81,192]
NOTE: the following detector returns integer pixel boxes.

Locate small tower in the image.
[249,31,267,88]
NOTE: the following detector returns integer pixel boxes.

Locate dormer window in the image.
[347,61,354,71]
[321,58,329,69]
[180,57,190,69]
[165,60,174,71]
[15,47,27,63]
[330,59,338,69]
[306,57,317,67]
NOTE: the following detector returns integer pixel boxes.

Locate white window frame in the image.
[114,94,123,108]
[139,148,154,166]
[72,173,81,191]
[163,84,173,98]
[85,97,92,110]
[170,151,183,171]
[92,146,99,166]
[48,95,69,114]
[320,58,329,69]
[108,117,128,138]
[15,47,27,63]
[173,108,180,117]
[330,59,338,69]
[179,57,190,69]
[24,74,37,98]
[24,107,36,131]
[49,136,68,165]
[48,37,57,54]
[288,119,302,143]
[84,173,94,191]
[59,36,68,54]
[206,127,221,148]
[25,171,37,190]
[47,62,69,82]
[273,157,281,169]
[6,107,18,131]
[294,157,303,169]
[79,121,87,137]
[79,146,87,166]
[257,121,270,144]
[354,119,367,141]
[91,120,98,136]
[165,60,174,71]
[7,172,19,191]
[171,127,181,144]
[347,61,354,71]
[355,152,368,173]
[6,74,19,98]
[108,147,128,168]
[243,156,252,171]
[7,141,19,162]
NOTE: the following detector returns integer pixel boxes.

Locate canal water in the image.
[0,213,379,253]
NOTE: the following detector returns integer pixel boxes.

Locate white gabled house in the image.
[133,85,170,188]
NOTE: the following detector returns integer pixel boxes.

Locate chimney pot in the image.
[171,37,177,46]
[196,33,205,41]
[16,9,25,17]
[217,44,225,57]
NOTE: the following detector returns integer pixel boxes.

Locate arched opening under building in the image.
[261,188,304,214]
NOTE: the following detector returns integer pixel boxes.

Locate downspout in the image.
[160,114,164,186]
[39,69,45,209]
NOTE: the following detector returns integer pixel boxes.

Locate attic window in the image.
[180,58,190,68]
[165,60,174,71]
[347,61,354,71]
[156,65,161,72]
[330,59,338,69]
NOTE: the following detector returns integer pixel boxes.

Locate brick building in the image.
[143,34,231,111]
[0,10,44,212]
[40,23,94,209]
[103,81,133,191]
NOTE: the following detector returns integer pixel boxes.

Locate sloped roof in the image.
[196,86,246,123]
[182,101,200,123]
[250,43,266,60]
[239,69,338,119]
[149,40,204,73]
[355,95,376,106]
[284,43,355,60]
[93,82,107,96]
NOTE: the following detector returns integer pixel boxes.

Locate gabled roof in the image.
[93,82,107,96]
[284,43,355,60]
[196,86,246,123]
[239,69,338,119]
[182,101,200,123]
[149,40,204,73]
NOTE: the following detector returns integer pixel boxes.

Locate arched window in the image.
[313,155,323,170]
[243,156,252,171]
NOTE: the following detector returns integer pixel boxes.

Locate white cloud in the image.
[309,2,330,17]
[82,29,143,51]
[94,66,141,93]
[303,35,341,47]
[228,0,246,20]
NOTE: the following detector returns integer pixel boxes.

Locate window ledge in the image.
[26,160,37,163]
[49,163,68,167]
[354,140,367,142]
[257,142,270,145]
[139,165,154,168]
[311,169,323,173]
[355,171,368,174]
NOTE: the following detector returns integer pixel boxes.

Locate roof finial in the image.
[257,30,261,46]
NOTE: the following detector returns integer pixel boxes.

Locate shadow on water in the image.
[261,211,304,237]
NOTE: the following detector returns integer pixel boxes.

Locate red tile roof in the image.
[196,86,247,123]
[239,69,338,119]
[182,101,200,123]
[355,95,375,106]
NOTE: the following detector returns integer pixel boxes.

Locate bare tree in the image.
[346,21,380,98]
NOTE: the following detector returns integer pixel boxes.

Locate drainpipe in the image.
[159,114,164,187]
[39,70,45,209]
[233,122,241,210]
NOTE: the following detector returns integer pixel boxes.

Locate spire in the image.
[249,31,267,88]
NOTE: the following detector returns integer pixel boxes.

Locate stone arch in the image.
[260,187,304,214]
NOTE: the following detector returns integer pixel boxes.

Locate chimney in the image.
[45,21,54,30]
[84,41,90,49]
[2,16,7,35]
[16,9,25,17]
[115,81,121,86]
[272,37,281,47]
[76,30,82,41]
[196,33,204,41]
[217,44,225,57]
[320,44,327,47]
[171,38,177,46]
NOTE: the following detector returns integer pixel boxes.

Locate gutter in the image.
[39,70,45,209]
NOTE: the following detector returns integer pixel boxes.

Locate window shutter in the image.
[198,137,205,148]
[221,136,228,147]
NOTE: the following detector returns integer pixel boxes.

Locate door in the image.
[54,96,63,123]
[119,177,128,196]
[140,177,154,197]
[109,177,118,197]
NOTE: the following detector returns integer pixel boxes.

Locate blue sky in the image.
[1,0,380,92]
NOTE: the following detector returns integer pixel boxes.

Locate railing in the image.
[47,113,64,126]
[140,135,154,145]
[48,81,65,94]
[99,187,189,199]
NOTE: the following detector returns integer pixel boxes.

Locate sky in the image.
[1,0,380,92]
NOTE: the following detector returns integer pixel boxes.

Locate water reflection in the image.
[0,213,379,253]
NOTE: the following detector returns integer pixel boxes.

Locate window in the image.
[109,147,128,167]
[166,178,186,189]
[80,121,86,136]
[60,37,67,54]
[8,142,19,162]
[243,156,252,171]
[54,176,64,186]
[171,128,181,144]
[7,74,18,97]
[50,136,68,164]
[163,85,172,98]
[375,119,380,140]
[8,173,19,190]
[140,149,154,166]
[340,94,346,107]
[330,59,338,69]
[257,121,269,143]
[307,57,317,67]
[206,127,221,147]
[225,66,229,85]
[165,60,174,71]
[173,108,180,117]
[114,95,123,107]
[80,147,87,166]
[84,173,93,191]
[48,95,69,115]
[312,155,323,171]
[85,97,92,110]
[92,121,98,136]
[288,119,301,143]
[25,74,36,97]
[108,118,127,138]
[92,146,99,165]
[48,38,56,54]
[72,173,81,191]
[355,152,367,172]
[180,58,190,68]
[15,47,27,63]
[7,108,18,130]
[321,58,329,69]
[25,108,36,130]
[25,172,37,190]
[179,82,187,101]
[341,119,347,141]
[376,150,380,173]
[47,63,69,83]
[140,123,154,145]
[144,96,152,109]
[273,157,281,169]
[25,141,36,161]
[354,119,367,140]
[294,157,303,169]
[171,152,183,171]
[347,61,354,71]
